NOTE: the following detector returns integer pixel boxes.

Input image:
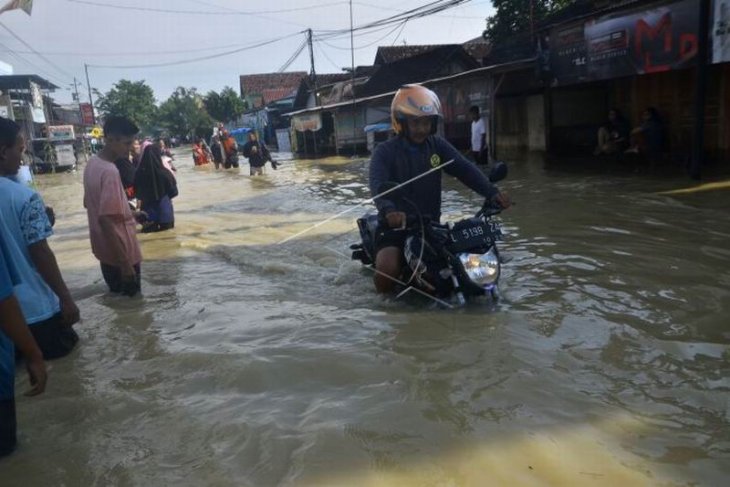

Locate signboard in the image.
[585,0,699,79]
[89,126,103,138]
[550,20,589,85]
[54,144,76,168]
[549,0,700,85]
[48,125,75,141]
[713,0,730,63]
[30,105,46,123]
[292,112,322,132]
[80,103,94,125]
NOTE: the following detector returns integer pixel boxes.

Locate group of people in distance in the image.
[0,84,514,457]
[594,107,664,159]
[192,130,278,175]
[114,136,178,234]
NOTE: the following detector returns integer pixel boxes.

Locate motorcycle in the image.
[350,162,508,305]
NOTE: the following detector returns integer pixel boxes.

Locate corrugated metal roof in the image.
[284,58,535,117]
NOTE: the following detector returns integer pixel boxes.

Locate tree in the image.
[204,86,246,123]
[95,79,158,132]
[157,87,214,139]
[484,0,574,42]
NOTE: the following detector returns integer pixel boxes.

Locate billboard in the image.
[79,103,94,125]
[549,0,700,85]
[48,125,75,141]
[585,0,699,79]
[550,20,589,85]
[713,0,730,63]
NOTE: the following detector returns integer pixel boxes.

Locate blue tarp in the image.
[229,127,253,145]
[363,123,392,133]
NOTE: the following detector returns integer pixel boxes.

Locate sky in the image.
[0,0,494,104]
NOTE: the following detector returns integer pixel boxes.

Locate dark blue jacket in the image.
[369,135,499,221]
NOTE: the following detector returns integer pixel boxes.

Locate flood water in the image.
[2,149,729,486]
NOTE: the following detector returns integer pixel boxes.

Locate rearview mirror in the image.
[488,161,508,183]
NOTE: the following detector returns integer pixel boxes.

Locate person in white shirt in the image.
[469,105,488,165]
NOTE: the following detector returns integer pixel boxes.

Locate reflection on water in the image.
[3,150,729,486]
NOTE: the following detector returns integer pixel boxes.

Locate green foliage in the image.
[157,87,214,139]
[95,79,158,132]
[485,0,574,42]
[204,86,246,123]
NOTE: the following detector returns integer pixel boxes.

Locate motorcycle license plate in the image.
[449,219,500,252]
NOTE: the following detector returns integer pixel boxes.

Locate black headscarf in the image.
[134,144,176,203]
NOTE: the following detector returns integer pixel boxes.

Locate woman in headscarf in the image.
[133,143,177,232]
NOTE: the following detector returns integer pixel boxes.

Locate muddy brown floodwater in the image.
[2,149,728,486]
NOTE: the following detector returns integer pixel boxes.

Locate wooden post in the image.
[690,0,711,179]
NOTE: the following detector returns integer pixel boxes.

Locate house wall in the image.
[527,95,546,151]
[494,96,528,156]
[333,107,368,151]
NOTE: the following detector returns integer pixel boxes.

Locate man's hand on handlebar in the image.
[385,211,407,229]
[493,191,511,209]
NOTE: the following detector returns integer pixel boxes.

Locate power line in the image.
[278,37,308,72]
[391,19,408,45]
[353,1,485,20]
[316,20,406,51]
[0,21,76,82]
[314,40,343,72]
[86,30,306,69]
[0,40,282,57]
[316,0,471,38]
[182,0,311,29]
[66,0,348,16]
[0,40,70,87]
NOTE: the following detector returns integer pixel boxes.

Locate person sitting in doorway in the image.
[626,107,664,160]
[594,108,630,155]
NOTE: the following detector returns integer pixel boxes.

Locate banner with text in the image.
[549,0,700,85]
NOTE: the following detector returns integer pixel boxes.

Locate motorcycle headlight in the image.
[458,249,500,286]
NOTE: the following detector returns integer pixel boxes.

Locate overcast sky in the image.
[0,0,494,104]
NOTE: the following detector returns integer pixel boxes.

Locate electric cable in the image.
[66,0,348,15]
[0,22,76,81]
[0,40,70,87]
[278,37,309,72]
[86,30,306,69]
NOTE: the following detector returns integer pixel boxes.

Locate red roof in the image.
[262,87,297,104]
[239,72,307,97]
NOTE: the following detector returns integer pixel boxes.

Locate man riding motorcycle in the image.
[369,84,511,293]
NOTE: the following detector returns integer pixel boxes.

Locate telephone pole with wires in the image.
[84,63,96,125]
[307,28,318,105]
[349,0,357,156]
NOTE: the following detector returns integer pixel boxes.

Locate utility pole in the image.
[690,0,710,180]
[84,63,96,125]
[307,28,319,106]
[349,0,356,156]
[72,77,83,124]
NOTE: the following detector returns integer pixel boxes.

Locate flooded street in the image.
[3,149,729,486]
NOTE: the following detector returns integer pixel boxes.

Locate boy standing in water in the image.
[0,118,80,359]
[83,116,143,297]
[1,228,48,457]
